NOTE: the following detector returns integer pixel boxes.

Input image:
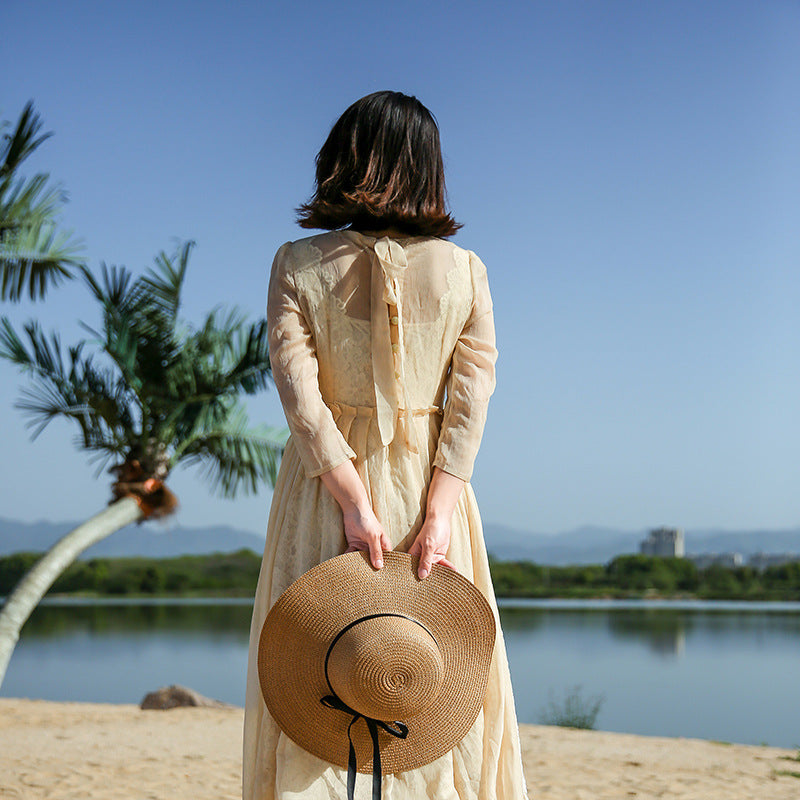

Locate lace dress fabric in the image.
[243,230,529,799]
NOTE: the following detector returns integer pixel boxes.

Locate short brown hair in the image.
[297,91,461,238]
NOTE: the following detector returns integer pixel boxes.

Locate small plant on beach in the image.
[774,748,800,778]
[0,242,286,686]
[772,769,800,780]
[538,684,605,730]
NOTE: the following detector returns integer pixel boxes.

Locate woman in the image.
[243,91,529,800]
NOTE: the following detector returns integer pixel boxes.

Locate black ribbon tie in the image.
[320,694,408,800]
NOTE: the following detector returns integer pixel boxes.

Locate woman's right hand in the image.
[318,460,390,570]
[343,505,392,570]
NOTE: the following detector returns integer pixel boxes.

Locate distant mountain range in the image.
[0,516,266,560]
[482,524,800,564]
[1,515,799,565]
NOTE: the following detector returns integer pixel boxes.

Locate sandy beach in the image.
[1,698,798,799]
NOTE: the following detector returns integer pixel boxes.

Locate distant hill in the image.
[1,515,799,565]
[0,516,266,559]
[482,523,800,565]
[483,524,643,564]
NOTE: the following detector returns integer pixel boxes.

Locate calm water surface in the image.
[3,598,799,748]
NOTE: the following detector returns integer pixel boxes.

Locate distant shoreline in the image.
[2,549,799,602]
[21,594,800,610]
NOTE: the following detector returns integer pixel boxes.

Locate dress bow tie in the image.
[370,237,418,452]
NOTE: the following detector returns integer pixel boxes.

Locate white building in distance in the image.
[640,527,685,558]
[688,552,744,570]
[748,552,800,571]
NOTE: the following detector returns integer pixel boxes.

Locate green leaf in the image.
[0,101,85,302]
[1,101,53,177]
[0,219,82,301]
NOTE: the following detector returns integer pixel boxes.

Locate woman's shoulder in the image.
[275,230,368,265]
[412,238,488,281]
[273,230,486,277]
[403,235,486,269]
[271,232,336,277]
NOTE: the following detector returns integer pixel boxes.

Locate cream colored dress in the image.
[243,229,529,800]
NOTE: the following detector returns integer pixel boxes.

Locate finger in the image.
[379,531,392,552]
[434,556,458,572]
[418,545,435,580]
[368,537,384,570]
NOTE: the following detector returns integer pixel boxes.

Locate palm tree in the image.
[0,240,286,685]
[1,101,85,302]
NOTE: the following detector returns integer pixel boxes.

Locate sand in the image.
[1,698,799,799]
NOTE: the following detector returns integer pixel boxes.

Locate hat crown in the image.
[326,615,444,722]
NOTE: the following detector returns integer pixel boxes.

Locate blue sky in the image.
[2,0,798,538]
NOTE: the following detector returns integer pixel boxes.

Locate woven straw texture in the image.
[326,615,445,721]
[258,551,496,775]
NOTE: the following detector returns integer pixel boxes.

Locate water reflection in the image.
[498,607,690,658]
[498,605,800,660]
[22,599,254,642]
[493,607,545,633]
[4,599,800,746]
[606,611,690,657]
[495,603,800,746]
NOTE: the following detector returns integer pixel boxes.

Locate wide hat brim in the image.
[257,550,496,775]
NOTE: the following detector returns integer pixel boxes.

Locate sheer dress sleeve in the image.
[432,250,498,482]
[267,242,357,478]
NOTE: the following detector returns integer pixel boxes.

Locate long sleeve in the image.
[267,242,357,478]
[432,250,498,482]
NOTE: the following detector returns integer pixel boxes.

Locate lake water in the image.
[2,598,799,748]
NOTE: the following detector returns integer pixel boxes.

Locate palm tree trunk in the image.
[0,496,143,688]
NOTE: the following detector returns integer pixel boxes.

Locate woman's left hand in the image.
[406,466,464,579]
[407,516,457,580]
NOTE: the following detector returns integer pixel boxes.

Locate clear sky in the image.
[1,0,798,538]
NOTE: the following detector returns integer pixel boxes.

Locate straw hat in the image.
[257,550,496,777]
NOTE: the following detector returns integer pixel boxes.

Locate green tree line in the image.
[0,549,262,597]
[1,551,799,600]
[489,554,800,601]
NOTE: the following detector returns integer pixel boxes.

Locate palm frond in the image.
[15,382,95,440]
[1,316,137,445]
[0,219,82,301]
[0,102,83,302]
[1,101,52,178]
[137,240,194,323]
[176,405,287,496]
[69,422,123,453]
[162,315,271,406]
[0,316,68,380]
[79,261,135,310]
[224,319,272,394]
[78,262,145,388]
[79,259,184,403]
[0,173,65,235]
[194,305,248,359]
